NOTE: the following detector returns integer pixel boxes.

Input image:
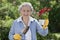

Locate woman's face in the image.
[20,5,32,17]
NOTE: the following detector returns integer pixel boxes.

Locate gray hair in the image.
[18,2,33,13]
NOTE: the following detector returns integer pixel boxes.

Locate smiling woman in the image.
[8,2,48,40]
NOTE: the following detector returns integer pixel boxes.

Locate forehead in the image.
[21,5,31,10]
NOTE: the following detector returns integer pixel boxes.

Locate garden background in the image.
[0,0,60,40]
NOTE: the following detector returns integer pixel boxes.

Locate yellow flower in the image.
[13,34,21,40]
[43,19,49,29]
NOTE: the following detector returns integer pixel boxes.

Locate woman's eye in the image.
[23,10,25,12]
[27,10,30,12]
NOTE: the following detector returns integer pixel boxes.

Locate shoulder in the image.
[12,17,20,24]
[31,17,39,24]
[13,16,22,23]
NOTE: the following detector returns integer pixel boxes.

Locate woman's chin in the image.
[24,15,29,17]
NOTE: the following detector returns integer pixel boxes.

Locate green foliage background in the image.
[0,0,60,40]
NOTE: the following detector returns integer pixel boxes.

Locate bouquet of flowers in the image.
[13,34,21,40]
[38,7,51,29]
[13,26,29,40]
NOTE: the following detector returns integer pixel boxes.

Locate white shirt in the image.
[17,16,34,40]
[23,18,31,40]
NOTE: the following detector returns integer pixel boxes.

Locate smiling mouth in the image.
[24,14,29,16]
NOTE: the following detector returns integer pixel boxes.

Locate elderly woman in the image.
[9,2,48,40]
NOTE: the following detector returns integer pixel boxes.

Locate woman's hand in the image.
[43,19,49,29]
[13,34,21,40]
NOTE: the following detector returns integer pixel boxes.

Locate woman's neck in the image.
[22,16,29,26]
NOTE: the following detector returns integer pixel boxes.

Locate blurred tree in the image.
[49,3,60,32]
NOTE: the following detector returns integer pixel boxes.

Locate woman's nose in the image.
[24,11,28,14]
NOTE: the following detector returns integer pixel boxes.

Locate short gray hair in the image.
[18,2,33,13]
